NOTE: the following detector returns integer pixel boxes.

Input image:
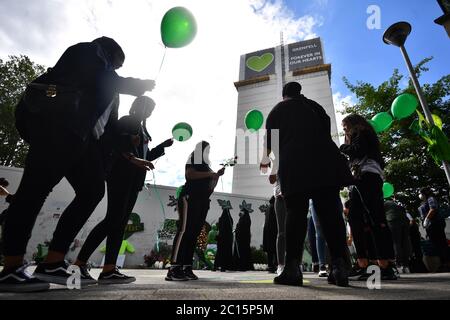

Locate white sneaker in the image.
[402,266,411,274]
[318,265,328,277]
[276,265,284,276]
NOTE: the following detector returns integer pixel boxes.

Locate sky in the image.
[0,0,449,193]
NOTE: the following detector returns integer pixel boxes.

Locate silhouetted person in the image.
[233,208,253,271]
[74,96,173,284]
[166,141,225,281]
[214,206,234,272]
[341,114,397,281]
[261,82,353,287]
[0,37,155,293]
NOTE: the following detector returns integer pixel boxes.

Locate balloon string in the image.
[154,46,167,81]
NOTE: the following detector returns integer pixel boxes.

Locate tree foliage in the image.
[0,55,45,167]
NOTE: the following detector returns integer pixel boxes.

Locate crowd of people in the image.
[259,82,449,287]
[0,37,448,293]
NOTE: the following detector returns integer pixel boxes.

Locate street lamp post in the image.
[383,21,450,187]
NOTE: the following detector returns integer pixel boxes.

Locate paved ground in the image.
[0,268,449,300]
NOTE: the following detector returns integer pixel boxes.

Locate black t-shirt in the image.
[265,95,353,196]
[183,163,213,197]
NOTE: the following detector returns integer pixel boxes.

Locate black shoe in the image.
[78,265,98,286]
[98,267,136,285]
[183,266,199,280]
[348,265,365,278]
[381,266,398,281]
[34,261,72,285]
[0,265,50,293]
[34,261,95,286]
[274,260,303,287]
[327,258,349,287]
[355,269,371,281]
[165,266,188,281]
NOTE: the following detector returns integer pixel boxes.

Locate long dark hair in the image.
[342,114,384,167]
[342,114,379,145]
[130,96,155,140]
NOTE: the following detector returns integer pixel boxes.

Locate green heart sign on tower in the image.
[246,53,274,72]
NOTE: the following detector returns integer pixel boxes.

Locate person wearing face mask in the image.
[418,188,448,271]
[0,37,155,293]
[166,141,225,281]
[74,96,173,284]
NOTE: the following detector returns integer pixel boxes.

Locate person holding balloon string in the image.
[340,114,398,281]
[166,141,226,281]
[75,96,174,284]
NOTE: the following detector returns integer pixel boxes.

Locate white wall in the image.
[0,166,269,267]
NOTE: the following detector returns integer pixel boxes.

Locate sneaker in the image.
[98,267,136,285]
[381,266,398,281]
[274,260,303,287]
[401,266,411,274]
[183,266,199,280]
[0,265,50,293]
[34,261,72,285]
[165,266,188,281]
[34,261,96,286]
[318,265,328,278]
[348,265,366,278]
[78,265,97,285]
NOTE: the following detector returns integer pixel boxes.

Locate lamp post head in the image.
[383,21,412,47]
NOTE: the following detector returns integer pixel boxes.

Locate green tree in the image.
[341,57,450,216]
[0,55,45,167]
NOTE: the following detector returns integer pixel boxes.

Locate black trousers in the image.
[349,173,395,260]
[3,123,105,257]
[283,188,347,265]
[77,169,140,265]
[426,220,448,264]
[171,194,210,266]
[387,220,412,266]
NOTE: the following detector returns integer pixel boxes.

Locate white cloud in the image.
[0,0,321,192]
[333,92,355,144]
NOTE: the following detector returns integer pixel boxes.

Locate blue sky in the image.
[285,0,449,99]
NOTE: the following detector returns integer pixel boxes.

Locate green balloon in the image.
[245,109,264,132]
[172,122,193,142]
[161,7,197,48]
[368,119,382,133]
[383,182,395,199]
[391,93,418,120]
[372,112,393,132]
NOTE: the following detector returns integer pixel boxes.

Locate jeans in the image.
[311,200,328,266]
